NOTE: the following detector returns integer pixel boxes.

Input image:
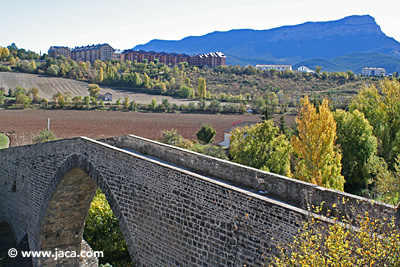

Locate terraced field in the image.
[0,72,198,105]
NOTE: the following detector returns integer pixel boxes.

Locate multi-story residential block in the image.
[256,64,292,71]
[256,65,292,71]
[71,44,114,63]
[189,52,226,67]
[113,49,123,61]
[48,46,71,58]
[361,67,386,76]
[121,50,226,67]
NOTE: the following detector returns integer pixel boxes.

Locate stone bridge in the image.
[0,135,398,266]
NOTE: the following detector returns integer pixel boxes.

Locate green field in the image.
[0,134,9,149]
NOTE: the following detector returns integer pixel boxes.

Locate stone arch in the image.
[34,153,140,266]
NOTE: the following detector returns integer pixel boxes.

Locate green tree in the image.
[350,79,400,169]
[83,96,90,109]
[291,97,345,191]
[47,64,60,76]
[88,84,101,98]
[84,189,131,266]
[123,97,129,109]
[32,129,57,144]
[161,98,171,111]
[334,109,378,194]
[132,72,142,87]
[230,120,292,176]
[278,114,288,135]
[0,91,5,106]
[178,86,194,98]
[149,98,157,110]
[15,93,31,108]
[129,101,137,111]
[208,99,222,113]
[28,87,40,102]
[157,129,184,146]
[196,124,216,144]
[261,92,278,121]
[197,77,206,99]
[143,73,150,89]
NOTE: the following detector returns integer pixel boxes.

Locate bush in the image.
[32,129,57,144]
[269,203,400,266]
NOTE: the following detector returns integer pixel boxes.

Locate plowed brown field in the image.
[0,110,293,147]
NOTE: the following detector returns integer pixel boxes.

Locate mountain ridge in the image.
[133,15,400,73]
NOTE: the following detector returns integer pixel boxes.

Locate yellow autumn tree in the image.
[291,96,345,191]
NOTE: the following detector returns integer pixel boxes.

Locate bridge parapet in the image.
[0,135,398,266]
[102,135,399,226]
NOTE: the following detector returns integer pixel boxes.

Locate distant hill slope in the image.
[294,52,400,73]
[133,15,400,71]
[0,72,199,105]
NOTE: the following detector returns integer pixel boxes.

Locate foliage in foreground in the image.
[269,206,400,266]
[84,189,133,266]
[157,129,228,160]
[229,120,292,176]
[32,129,57,144]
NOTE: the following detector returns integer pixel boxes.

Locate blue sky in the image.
[1,0,399,54]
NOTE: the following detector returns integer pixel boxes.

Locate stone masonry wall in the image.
[102,135,399,225]
[1,135,399,266]
[0,137,308,266]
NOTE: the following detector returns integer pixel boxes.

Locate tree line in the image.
[230,79,400,201]
[1,43,395,114]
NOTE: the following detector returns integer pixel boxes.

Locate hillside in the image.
[0,72,200,105]
[294,52,400,73]
[133,15,400,71]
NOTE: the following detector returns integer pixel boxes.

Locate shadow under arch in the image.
[0,221,17,263]
[34,153,140,266]
[0,221,17,251]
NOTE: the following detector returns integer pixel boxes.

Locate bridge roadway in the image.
[0,134,398,266]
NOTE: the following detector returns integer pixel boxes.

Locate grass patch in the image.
[0,134,9,149]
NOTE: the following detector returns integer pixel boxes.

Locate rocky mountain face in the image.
[133,15,400,72]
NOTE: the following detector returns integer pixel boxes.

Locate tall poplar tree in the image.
[350,79,400,169]
[291,97,345,191]
[197,77,206,99]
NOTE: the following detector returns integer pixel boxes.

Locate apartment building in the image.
[48,46,71,58]
[189,52,226,67]
[71,44,114,63]
[121,50,226,67]
[361,67,386,77]
[256,65,292,71]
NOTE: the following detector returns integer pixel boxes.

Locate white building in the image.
[256,65,292,71]
[361,67,386,77]
[218,121,258,147]
[297,66,315,73]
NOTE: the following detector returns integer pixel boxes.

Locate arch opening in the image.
[38,167,98,266]
[83,188,134,266]
[37,161,137,267]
